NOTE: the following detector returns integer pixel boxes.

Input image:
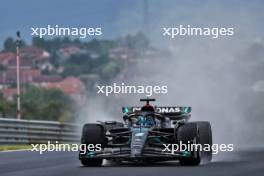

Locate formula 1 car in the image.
[79,98,212,166]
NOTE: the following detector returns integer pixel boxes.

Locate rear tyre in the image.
[177,123,201,166]
[80,124,105,167]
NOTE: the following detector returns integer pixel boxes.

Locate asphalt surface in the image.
[0,148,264,176]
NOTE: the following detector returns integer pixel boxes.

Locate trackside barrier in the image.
[0,118,81,144]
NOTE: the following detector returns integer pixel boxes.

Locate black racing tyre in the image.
[81,158,103,167]
[81,124,105,145]
[80,124,105,167]
[177,123,201,166]
[196,121,213,164]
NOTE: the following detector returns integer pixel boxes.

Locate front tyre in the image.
[81,158,103,167]
[80,124,105,167]
[177,123,201,166]
[196,121,213,164]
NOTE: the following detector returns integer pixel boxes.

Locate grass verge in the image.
[0,145,32,151]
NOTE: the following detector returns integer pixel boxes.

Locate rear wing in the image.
[122,106,191,115]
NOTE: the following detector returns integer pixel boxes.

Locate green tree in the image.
[99,60,121,82]
[0,93,16,118]
[3,37,15,52]
[118,32,149,49]
[32,37,46,48]
[20,86,75,122]
[3,37,26,52]
[85,39,117,54]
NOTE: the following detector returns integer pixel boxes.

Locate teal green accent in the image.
[182,151,190,156]
[184,107,189,113]
[124,107,129,114]
[87,152,95,158]
[132,127,149,132]
[148,137,164,144]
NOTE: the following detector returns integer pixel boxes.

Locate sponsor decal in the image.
[156,107,181,113]
[124,107,189,113]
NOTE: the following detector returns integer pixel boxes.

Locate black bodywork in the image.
[79,98,212,166]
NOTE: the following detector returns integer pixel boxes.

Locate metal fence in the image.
[0,118,81,145]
